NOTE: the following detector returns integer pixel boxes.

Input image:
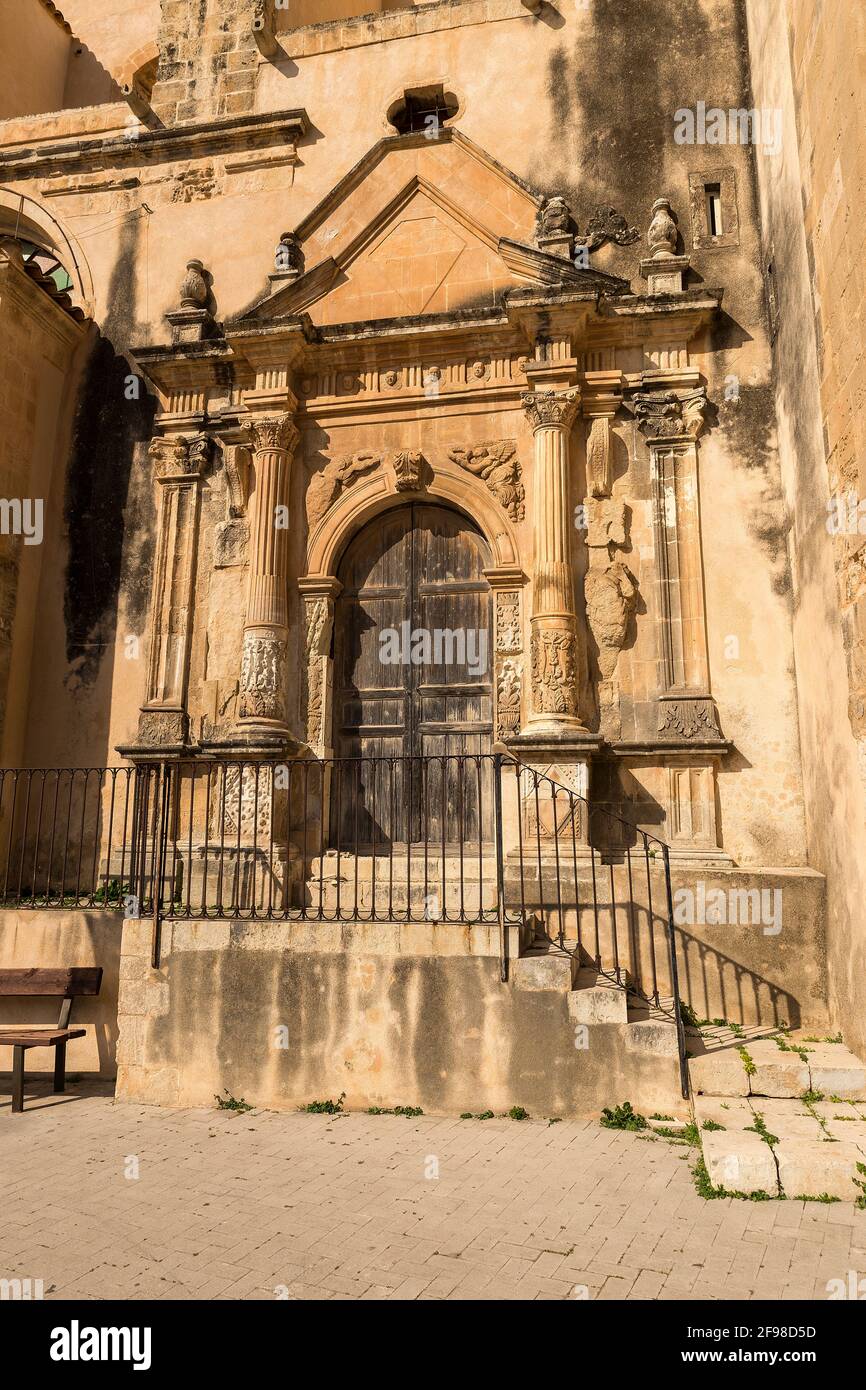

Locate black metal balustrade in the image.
[0,755,689,1097]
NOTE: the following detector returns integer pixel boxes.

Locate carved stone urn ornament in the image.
[535,195,574,259]
[273,231,304,282]
[179,258,208,307]
[647,198,678,258]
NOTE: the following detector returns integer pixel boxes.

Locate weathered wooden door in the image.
[332,503,494,845]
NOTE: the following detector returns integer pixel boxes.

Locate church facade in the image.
[0,0,862,1115]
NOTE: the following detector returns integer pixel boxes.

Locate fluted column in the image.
[237,412,299,735]
[522,388,587,731]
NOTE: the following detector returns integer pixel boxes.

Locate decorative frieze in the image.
[448,441,525,521]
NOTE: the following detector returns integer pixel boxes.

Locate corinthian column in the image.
[522,388,587,732]
[237,412,299,736]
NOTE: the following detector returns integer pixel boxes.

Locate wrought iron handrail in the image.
[0,756,689,1098]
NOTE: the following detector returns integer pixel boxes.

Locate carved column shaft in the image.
[522,389,586,728]
[238,414,298,731]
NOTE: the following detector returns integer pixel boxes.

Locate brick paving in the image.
[1,1083,865,1301]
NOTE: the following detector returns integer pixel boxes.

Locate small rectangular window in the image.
[705,183,723,237]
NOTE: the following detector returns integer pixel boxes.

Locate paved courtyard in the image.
[2,1084,865,1301]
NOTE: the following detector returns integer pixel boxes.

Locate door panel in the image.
[332,503,493,845]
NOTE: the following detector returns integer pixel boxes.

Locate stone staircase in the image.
[512,939,684,1104]
[688,1027,866,1201]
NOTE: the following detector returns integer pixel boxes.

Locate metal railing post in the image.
[493,752,507,982]
[663,843,690,1100]
[151,762,172,969]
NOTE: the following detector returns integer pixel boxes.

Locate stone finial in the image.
[535,195,574,260]
[179,259,208,307]
[641,198,689,294]
[647,198,678,258]
[270,231,305,291]
[166,259,214,342]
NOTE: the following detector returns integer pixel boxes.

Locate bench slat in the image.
[0,968,102,997]
[0,1028,86,1045]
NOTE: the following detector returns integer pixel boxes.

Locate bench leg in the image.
[53,1041,67,1094]
[12,1045,25,1113]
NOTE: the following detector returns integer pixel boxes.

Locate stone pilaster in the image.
[137,434,210,748]
[633,386,722,741]
[298,576,340,755]
[522,388,586,732]
[237,413,298,738]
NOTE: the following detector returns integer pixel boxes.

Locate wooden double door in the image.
[332,503,494,846]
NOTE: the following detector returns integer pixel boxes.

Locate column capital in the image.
[148,432,211,481]
[246,413,299,455]
[632,387,708,443]
[522,388,580,432]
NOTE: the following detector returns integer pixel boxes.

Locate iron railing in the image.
[0,756,689,1097]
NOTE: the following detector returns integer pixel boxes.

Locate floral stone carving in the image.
[238,634,286,722]
[531,629,580,716]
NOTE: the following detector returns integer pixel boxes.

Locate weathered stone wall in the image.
[745,0,866,1058]
[115,915,684,1116]
[151,0,263,124]
[0,245,86,766]
[0,909,121,1076]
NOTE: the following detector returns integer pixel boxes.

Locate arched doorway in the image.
[332,501,494,845]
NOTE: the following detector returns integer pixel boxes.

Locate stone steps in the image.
[689,1034,866,1100]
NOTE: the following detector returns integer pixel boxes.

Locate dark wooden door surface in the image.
[332,503,493,845]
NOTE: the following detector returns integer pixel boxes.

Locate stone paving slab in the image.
[1,1082,865,1300]
[695,1092,866,1201]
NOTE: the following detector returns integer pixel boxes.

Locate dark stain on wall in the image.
[62,218,155,686]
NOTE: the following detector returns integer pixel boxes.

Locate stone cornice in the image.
[0,108,310,180]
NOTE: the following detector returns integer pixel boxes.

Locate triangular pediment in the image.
[239,131,626,328]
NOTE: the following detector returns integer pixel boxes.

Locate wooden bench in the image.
[0,967,103,1113]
